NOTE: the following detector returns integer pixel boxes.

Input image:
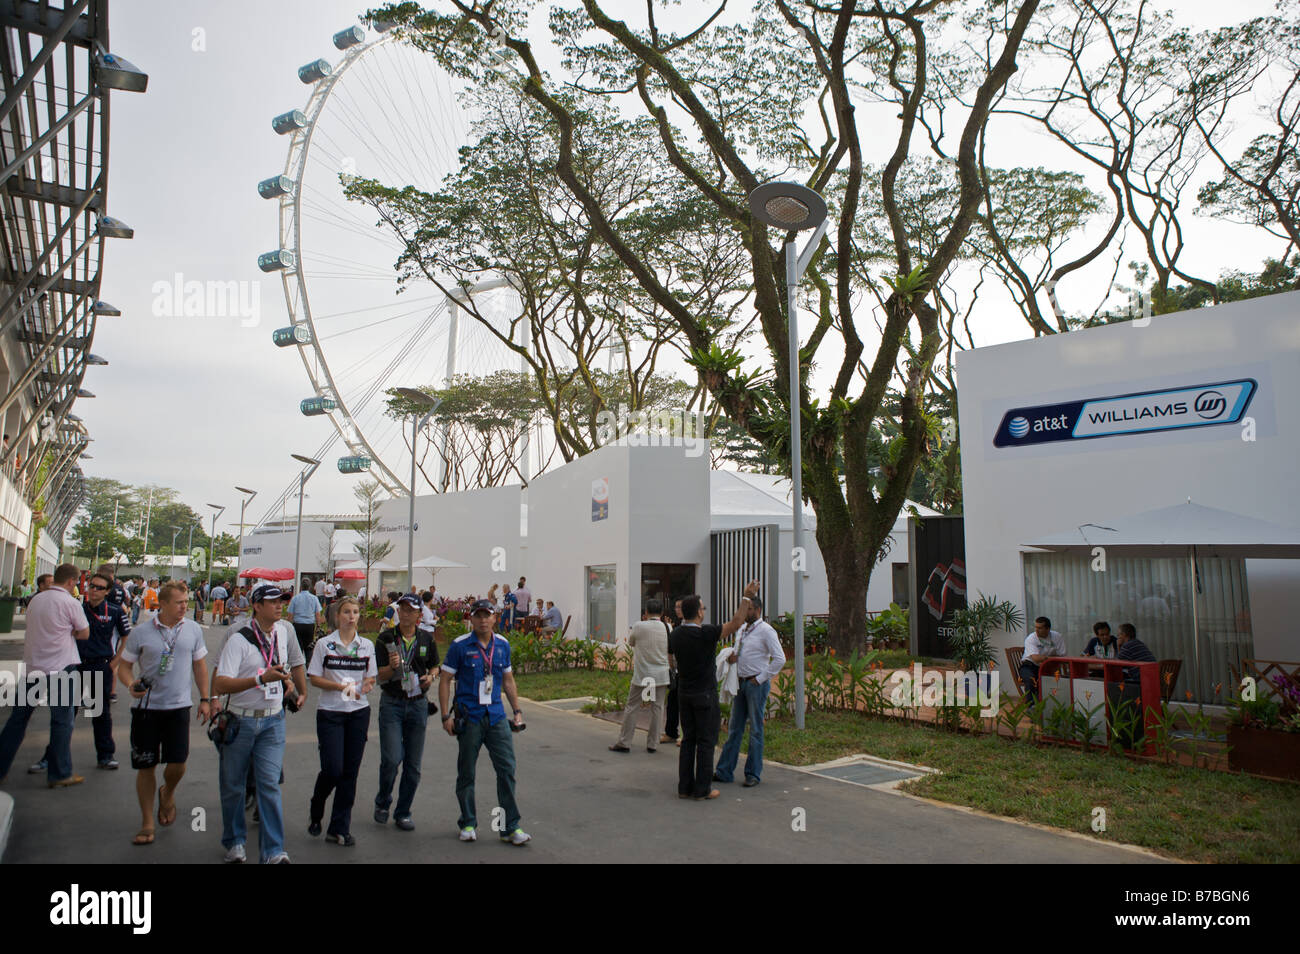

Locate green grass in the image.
[514,668,623,701]
[761,710,1300,864]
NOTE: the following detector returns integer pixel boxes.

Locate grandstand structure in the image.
[0,0,143,581]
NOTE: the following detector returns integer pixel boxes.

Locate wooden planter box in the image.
[1227,723,1300,781]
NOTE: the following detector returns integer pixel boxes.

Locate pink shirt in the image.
[23,587,88,675]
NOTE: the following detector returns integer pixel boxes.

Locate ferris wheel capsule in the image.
[258,175,294,199]
[333,26,366,49]
[301,396,339,416]
[298,59,333,83]
[337,456,372,474]
[258,248,296,272]
[272,109,308,134]
[273,326,312,347]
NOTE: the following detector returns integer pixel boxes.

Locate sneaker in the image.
[327,833,355,847]
[97,759,119,770]
[500,828,531,846]
[27,759,47,774]
[48,775,84,789]
[267,853,291,864]
[223,844,246,864]
[394,815,415,831]
[459,827,478,842]
[374,807,389,824]
[308,820,322,837]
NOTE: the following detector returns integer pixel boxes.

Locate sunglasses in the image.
[87,583,108,590]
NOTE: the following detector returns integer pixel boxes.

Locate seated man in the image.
[1083,620,1117,659]
[1019,616,1065,704]
[539,601,563,636]
[1114,622,1156,682]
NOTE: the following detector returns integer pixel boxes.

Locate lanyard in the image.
[250,620,278,667]
[400,631,420,669]
[153,616,183,655]
[476,636,494,675]
[88,600,111,625]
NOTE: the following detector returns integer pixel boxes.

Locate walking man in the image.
[212,584,307,863]
[713,593,785,787]
[82,571,132,769]
[661,598,684,745]
[373,593,439,830]
[610,599,670,753]
[0,563,89,785]
[115,582,211,845]
[208,580,228,626]
[671,582,759,801]
[438,599,529,845]
[288,579,324,658]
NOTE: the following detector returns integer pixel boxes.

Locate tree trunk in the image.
[811,484,870,658]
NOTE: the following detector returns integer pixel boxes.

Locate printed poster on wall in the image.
[591,477,609,522]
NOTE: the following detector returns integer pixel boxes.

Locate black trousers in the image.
[78,658,115,761]
[678,691,719,798]
[311,707,370,835]
[1019,662,1041,703]
[293,622,316,658]
[664,683,679,739]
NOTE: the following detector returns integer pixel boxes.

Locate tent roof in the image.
[709,470,938,532]
[1025,501,1300,559]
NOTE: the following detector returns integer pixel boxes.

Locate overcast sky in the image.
[85,0,1283,536]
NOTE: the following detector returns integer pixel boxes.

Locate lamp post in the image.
[290,455,321,596]
[185,522,196,583]
[170,526,181,581]
[235,486,257,581]
[746,181,830,731]
[394,388,441,593]
[206,503,225,591]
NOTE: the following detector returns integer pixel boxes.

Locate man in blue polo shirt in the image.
[438,599,529,845]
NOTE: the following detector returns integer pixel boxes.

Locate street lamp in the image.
[747,180,830,731]
[170,526,181,581]
[290,455,321,596]
[235,486,258,580]
[206,504,225,591]
[394,387,442,593]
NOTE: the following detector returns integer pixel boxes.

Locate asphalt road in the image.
[1,623,1164,864]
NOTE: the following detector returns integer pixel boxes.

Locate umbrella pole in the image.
[1190,546,1200,703]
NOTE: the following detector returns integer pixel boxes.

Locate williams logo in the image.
[994,379,1256,447]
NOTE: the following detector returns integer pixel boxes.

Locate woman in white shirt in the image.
[306,596,376,845]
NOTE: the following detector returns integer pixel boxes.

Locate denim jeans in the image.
[312,707,369,836]
[715,678,770,782]
[455,714,520,832]
[0,665,79,782]
[375,695,428,819]
[218,709,286,862]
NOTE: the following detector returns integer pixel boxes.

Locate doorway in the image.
[641,563,696,623]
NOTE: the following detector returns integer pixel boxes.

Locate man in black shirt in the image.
[373,593,440,830]
[669,580,760,800]
[81,572,131,769]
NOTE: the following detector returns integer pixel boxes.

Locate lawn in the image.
[761,710,1300,864]
[514,667,624,701]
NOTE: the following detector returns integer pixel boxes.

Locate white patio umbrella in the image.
[411,554,468,587]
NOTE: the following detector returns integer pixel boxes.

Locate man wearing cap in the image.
[372,592,439,831]
[81,570,132,769]
[713,592,785,787]
[211,583,307,864]
[438,599,529,845]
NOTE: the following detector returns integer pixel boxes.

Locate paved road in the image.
[1,623,1164,864]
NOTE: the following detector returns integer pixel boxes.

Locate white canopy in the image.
[335,559,401,572]
[411,554,468,570]
[1025,501,1300,560]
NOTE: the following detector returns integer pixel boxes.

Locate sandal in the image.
[157,784,177,827]
[133,828,155,846]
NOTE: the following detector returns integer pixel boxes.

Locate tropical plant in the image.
[947,594,1023,674]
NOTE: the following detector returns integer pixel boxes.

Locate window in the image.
[586,564,616,643]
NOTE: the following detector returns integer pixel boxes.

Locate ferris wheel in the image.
[257,20,524,501]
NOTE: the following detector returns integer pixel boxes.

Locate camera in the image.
[131,675,153,694]
[283,683,303,713]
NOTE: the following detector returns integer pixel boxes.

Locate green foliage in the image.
[947,594,1023,673]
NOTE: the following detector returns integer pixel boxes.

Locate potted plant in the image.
[947,594,1023,695]
[1226,672,1300,780]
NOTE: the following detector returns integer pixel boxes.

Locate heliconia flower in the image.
[1086,691,1092,701]
[1185,690,1193,701]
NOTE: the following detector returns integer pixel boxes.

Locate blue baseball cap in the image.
[250,584,286,603]
[469,599,495,616]
[395,593,422,610]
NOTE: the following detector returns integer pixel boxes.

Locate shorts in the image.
[212,599,226,616]
[130,706,191,769]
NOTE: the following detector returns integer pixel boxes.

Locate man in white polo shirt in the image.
[1020,616,1067,704]
[212,583,307,864]
[115,581,211,846]
[0,563,89,786]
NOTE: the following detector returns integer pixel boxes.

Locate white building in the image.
[957,292,1300,702]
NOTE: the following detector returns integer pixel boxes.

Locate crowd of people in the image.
[0,564,529,861]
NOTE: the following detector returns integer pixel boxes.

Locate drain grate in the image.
[812,761,924,787]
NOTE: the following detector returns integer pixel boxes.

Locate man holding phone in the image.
[438,599,529,845]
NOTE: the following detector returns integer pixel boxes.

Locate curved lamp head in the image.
[747,181,827,231]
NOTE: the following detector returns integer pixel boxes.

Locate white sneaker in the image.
[223,844,246,864]
[501,828,531,846]
[458,826,477,842]
[267,853,291,864]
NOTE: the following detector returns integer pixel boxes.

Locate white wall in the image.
[528,443,710,643]
[373,485,522,599]
[239,521,337,581]
[957,292,1300,678]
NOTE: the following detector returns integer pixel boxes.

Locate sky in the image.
[83,0,1285,538]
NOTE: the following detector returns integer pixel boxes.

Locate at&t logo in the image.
[1008,416,1030,438]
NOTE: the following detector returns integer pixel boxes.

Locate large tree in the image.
[365,0,1041,654]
